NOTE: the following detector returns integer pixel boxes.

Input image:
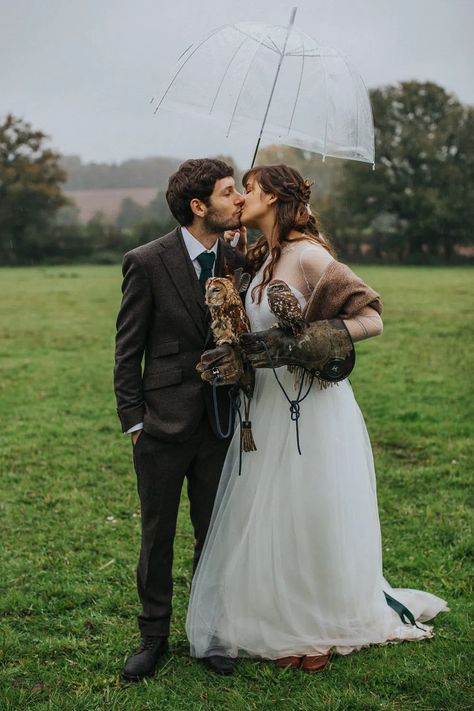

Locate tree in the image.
[326,82,474,261]
[116,196,147,228]
[0,114,69,264]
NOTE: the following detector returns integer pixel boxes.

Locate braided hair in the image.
[244,164,335,303]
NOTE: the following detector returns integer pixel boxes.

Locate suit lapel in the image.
[156,227,206,339]
[216,237,238,277]
[156,230,242,346]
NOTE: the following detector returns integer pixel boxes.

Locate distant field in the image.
[66,188,157,221]
[0,265,472,710]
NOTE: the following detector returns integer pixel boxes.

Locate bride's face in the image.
[240,176,276,228]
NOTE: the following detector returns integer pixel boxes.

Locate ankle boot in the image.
[121,636,169,681]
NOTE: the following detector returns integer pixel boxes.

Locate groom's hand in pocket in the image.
[131,430,143,446]
[197,344,243,385]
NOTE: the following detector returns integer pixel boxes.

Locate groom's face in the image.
[202,177,245,233]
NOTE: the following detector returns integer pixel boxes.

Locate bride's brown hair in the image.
[244,164,335,303]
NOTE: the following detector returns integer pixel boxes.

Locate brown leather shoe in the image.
[300,654,331,673]
[275,656,302,669]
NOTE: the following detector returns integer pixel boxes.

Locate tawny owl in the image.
[205,270,251,346]
[267,279,306,337]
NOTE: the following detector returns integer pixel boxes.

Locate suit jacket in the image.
[114,226,246,441]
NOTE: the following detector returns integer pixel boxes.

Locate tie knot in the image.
[197,251,215,270]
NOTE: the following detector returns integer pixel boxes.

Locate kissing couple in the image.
[114,158,447,680]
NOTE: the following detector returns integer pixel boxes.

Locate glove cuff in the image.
[305,319,355,382]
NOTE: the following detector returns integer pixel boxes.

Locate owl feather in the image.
[267,279,306,337]
[205,276,250,346]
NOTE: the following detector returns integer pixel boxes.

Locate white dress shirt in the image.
[126,227,219,434]
[181,226,219,278]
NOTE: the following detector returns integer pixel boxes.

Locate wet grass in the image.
[0,264,472,710]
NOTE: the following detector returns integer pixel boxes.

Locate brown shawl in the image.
[303,260,382,322]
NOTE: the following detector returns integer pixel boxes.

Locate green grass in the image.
[0,265,472,711]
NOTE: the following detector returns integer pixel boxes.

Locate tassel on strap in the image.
[241,396,257,452]
[241,421,257,452]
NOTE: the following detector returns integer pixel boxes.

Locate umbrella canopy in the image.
[153,15,375,166]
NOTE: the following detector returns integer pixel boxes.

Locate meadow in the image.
[0,264,472,711]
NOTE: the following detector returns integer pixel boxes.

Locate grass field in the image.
[0,264,473,711]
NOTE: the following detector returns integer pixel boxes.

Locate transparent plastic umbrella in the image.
[152,9,375,166]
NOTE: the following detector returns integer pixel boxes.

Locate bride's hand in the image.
[223,227,247,255]
[240,320,355,381]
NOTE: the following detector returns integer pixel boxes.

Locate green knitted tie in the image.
[197,251,216,292]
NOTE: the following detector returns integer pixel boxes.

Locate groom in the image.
[114,158,246,680]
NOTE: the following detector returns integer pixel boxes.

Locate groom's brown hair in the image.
[166,158,234,227]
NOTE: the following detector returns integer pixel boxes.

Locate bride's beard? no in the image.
[203,207,240,235]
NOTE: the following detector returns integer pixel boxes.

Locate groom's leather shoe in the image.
[121,636,169,681]
[203,655,235,675]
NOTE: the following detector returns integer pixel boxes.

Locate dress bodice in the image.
[245,262,307,333]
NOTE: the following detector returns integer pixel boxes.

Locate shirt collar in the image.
[181,226,219,262]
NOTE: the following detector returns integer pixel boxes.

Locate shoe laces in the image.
[140,635,165,651]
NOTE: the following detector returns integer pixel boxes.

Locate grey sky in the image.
[1,0,473,165]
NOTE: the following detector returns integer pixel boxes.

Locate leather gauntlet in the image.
[197,343,243,385]
[197,344,255,397]
[239,319,355,382]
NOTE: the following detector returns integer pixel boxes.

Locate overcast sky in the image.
[1,0,473,166]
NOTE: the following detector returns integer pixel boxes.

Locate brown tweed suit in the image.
[114,226,246,636]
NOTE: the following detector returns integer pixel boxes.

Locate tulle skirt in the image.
[186,369,448,659]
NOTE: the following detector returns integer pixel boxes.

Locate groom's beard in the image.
[203,207,241,235]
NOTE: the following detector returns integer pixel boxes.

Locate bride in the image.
[187,164,447,674]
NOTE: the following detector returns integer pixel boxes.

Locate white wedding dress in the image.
[186,242,447,660]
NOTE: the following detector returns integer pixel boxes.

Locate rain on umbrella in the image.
[152,8,375,167]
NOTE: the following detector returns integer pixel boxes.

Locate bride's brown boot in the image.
[300,654,331,673]
[275,656,302,669]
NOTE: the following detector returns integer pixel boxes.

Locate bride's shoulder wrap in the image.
[303,260,383,322]
[241,259,382,383]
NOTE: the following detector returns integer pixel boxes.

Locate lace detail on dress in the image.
[247,239,334,306]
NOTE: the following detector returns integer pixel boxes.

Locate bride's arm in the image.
[298,245,383,341]
[343,305,383,342]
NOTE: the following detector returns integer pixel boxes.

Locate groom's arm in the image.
[114,251,153,433]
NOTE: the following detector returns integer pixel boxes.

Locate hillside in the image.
[65,187,159,222]
[60,149,344,223]
[60,155,181,190]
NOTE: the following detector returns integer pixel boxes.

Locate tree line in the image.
[1,80,473,266]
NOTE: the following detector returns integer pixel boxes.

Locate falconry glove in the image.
[197,344,243,385]
[239,319,355,383]
[197,344,255,396]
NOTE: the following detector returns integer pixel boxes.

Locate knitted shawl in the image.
[303,261,382,322]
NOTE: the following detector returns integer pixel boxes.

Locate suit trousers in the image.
[132,416,231,636]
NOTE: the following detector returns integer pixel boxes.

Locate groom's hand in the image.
[196,343,243,385]
[131,430,143,446]
[223,227,247,255]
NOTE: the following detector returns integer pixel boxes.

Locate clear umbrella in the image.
[152,9,375,166]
